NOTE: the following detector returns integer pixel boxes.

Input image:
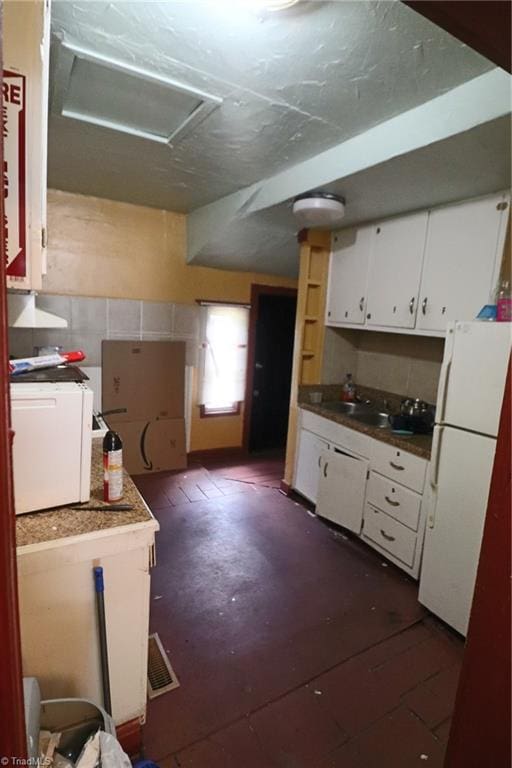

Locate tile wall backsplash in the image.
[8,294,201,367]
[321,328,445,404]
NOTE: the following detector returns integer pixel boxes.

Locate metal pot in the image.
[400,398,431,417]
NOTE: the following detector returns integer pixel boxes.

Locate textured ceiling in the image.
[48,0,494,213]
[194,115,511,277]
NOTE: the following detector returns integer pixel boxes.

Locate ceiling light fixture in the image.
[261,0,300,10]
[292,192,346,228]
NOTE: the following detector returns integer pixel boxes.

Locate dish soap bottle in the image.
[341,373,356,402]
[103,430,123,502]
[496,279,512,322]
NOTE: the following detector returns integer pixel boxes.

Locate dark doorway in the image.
[244,286,297,453]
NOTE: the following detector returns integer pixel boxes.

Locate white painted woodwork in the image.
[417,193,510,332]
[419,426,496,636]
[368,439,427,493]
[294,428,328,503]
[365,212,428,329]
[300,409,372,458]
[362,503,417,568]
[326,226,373,325]
[325,193,509,337]
[5,0,50,290]
[293,408,429,578]
[17,519,158,726]
[366,471,422,531]
[316,446,369,533]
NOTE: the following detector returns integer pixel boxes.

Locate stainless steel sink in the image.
[350,411,390,429]
[321,401,371,415]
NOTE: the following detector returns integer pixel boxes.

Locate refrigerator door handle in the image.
[436,360,452,423]
[430,426,444,489]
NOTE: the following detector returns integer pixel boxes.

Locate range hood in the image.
[8,293,68,328]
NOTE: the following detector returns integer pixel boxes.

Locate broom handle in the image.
[94,566,112,715]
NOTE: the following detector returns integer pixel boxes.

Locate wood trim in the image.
[195,299,251,307]
[403,1,511,73]
[283,238,330,485]
[0,16,28,755]
[279,479,291,495]
[116,717,142,758]
[187,446,248,463]
[444,360,511,768]
[242,284,298,451]
[199,402,241,418]
[298,228,331,248]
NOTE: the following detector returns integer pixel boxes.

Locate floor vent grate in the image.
[147,633,180,699]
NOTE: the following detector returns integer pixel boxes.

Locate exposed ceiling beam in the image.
[404,1,511,73]
[187,68,511,268]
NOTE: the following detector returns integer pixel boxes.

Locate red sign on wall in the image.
[3,70,26,279]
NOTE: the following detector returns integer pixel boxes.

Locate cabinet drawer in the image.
[363,504,417,567]
[369,440,427,492]
[366,471,422,531]
[300,409,370,458]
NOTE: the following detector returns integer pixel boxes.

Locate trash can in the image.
[40,698,116,760]
[24,677,116,763]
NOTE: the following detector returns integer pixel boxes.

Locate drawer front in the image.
[363,504,417,567]
[369,440,427,492]
[300,409,370,458]
[366,471,422,531]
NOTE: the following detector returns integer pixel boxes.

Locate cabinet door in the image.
[417,194,509,332]
[5,0,50,290]
[294,429,328,503]
[326,226,373,325]
[366,212,428,329]
[316,446,369,533]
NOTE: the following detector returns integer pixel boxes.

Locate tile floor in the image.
[134,453,463,768]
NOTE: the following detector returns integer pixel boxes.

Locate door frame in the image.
[242,284,297,452]
[0,6,28,754]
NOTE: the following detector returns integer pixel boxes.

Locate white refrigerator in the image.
[419,321,511,635]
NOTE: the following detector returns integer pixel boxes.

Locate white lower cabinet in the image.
[294,428,329,503]
[316,447,369,533]
[293,408,429,578]
[17,520,158,726]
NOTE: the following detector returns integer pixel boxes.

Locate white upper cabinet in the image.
[325,192,510,337]
[326,226,373,325]
[5,0,50,291]
[365,212,428,329]
[416,193,509,332]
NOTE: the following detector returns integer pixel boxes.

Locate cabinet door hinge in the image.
[41,227,47,249]
[366,470,370,480]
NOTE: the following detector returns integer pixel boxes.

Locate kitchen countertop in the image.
[298,385,433,460]
[16,442,156,548]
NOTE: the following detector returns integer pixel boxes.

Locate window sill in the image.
[199,403,242,418]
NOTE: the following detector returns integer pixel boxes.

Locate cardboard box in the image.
[102,340,185,423]
[114,418,186,475]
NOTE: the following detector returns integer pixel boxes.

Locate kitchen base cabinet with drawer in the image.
[292,407,429,578]
[366,471,422,532]
[362,503,419,574]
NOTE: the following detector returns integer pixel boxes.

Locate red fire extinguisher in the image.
[103,430,123,502]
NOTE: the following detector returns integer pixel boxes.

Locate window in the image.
[198,303,250,417]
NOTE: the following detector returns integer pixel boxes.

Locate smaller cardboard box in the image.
[114,418,186,475]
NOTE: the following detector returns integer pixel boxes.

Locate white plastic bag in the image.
[99,732,132,768]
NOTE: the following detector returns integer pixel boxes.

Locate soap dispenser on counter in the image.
[341,373,356,402]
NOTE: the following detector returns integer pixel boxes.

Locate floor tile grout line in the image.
[152,617,428,762]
